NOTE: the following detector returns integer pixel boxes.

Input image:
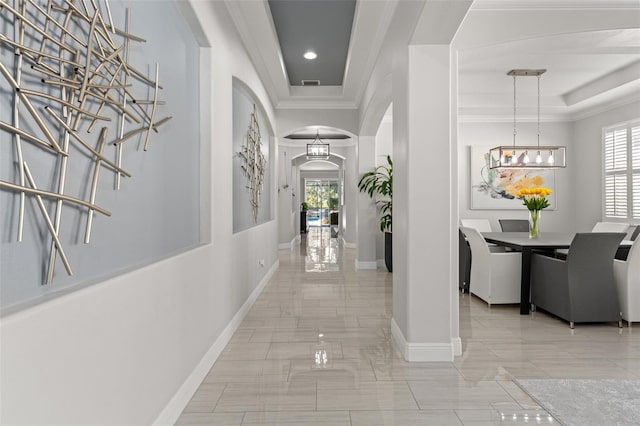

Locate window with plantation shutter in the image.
[603,121,640,221]
[633,125,640,219]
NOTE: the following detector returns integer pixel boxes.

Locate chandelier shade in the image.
[489,69,566,170]
[306,131,330,160]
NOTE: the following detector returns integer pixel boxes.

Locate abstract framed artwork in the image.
[470,146,556,210]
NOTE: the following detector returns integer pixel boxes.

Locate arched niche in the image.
[232,78,276,233]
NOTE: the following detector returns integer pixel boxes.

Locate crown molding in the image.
[459,92,640,123]
[458,114,571,123]
[569,93,640,121]
[278,139,355,148]
[276,100,358,110]
[472,0,640,11]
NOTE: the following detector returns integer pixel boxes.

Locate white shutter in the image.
[604,121,640,220]
[633,126,640,219]
[604,128,627,172]
[633,174,640,220]
[632,126,640,169]
[605,175,627,218]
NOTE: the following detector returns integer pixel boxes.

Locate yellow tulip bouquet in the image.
[515,187,552,238]
[515,187,552,211]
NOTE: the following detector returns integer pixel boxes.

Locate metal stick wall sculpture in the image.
[238,104,266,223]
[0,0,172,284]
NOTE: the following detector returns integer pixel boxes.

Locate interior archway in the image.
[277,126,353,249]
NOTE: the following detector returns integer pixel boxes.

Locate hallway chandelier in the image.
[306,131,330,160]
[488,69,566,169]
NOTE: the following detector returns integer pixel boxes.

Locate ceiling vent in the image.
[301,79,320,86]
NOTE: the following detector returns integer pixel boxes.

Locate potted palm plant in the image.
[358,155,392,271]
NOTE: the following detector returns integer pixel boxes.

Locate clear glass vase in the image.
[529,209,541,239]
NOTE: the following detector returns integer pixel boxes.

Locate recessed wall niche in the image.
[0,0,201,311]
[232,81,273,233]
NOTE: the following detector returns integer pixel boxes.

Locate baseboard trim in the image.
[356,260,377,270]
[391,317,455,362]
[376,259,385,269]
[339,236,356,249]
[154,260,279,425]
[278,235,300,250]
[452,337,462,357]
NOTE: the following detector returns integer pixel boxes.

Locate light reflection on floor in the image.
[302,226,339,272]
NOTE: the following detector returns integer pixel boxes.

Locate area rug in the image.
[516,379,640,426]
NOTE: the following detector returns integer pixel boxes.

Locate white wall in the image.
[342,144,358,247]
[356,136,378,268]
[277,147,297,248]
[276,109,359,138]
[572,101,640,231]
[0,1,279,424]
[458,121,574,232]
[374,117,393,260]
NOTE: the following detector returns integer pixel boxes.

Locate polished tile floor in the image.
[177,228,640,425]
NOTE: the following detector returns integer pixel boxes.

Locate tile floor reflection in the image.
[303,227,339,272]
[177,238,640,425]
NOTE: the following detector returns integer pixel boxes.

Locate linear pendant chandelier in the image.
[306,130,330,160]
[489,69,566,170]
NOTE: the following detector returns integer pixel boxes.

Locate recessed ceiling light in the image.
[304,51,317,60]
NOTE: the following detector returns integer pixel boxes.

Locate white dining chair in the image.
[614,239,640,327]
[460,227,521,306]
[460,219,493,232]
[592,222,630,234]
[557,222,631,258]
[460,219,504,252]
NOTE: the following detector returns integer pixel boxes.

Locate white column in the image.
[356,136,378,269]
[392,44,457,361]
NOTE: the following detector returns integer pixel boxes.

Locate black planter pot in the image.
[384,232,392,272]
[300,211,307,234]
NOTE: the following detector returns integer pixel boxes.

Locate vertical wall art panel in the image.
[470,146,556,210]
[232,83,272,232]
[0,0,200,310]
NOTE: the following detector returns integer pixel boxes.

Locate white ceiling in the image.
[225,0,640,121]
[225,0,399,109]
[457,28,640,121]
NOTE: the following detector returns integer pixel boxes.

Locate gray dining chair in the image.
[530,232,626,329]
[499,219,529,232]
[459,229,471,293]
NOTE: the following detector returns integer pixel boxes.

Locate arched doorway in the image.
[277,126,353,250]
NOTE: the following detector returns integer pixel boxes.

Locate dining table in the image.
[481,232,633,315]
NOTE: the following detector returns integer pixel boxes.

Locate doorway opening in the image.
[305,179,339,235]
[303,179,340,271]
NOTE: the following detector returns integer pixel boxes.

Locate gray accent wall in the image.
[232,84,273,233]
[0,0,201,311]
